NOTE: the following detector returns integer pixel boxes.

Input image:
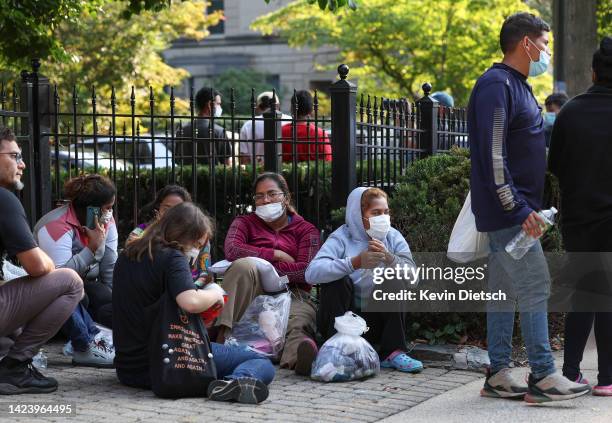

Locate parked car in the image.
[51,148,130,172]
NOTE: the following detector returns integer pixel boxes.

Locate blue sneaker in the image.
[381,350,423,373]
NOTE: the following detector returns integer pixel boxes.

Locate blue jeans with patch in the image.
[486,225,555,379]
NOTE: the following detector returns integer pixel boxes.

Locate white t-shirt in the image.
[239,114,293,161]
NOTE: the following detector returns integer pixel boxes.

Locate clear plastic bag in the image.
[225,292,291,359]
[311,311,380,382]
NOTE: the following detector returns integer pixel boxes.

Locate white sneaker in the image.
[72,340,115,368]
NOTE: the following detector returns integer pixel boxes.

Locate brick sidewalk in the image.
[0,341,482,423]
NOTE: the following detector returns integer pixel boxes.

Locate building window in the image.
[208,0,225,35]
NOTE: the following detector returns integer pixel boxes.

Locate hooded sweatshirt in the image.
[305,187,416,301]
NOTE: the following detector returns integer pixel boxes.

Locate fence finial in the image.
[338,64,349,80]
[31,58,41,74]
[422,82,432,96]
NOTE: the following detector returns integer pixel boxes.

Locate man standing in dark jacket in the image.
[178,87,230,166]
[549,36,612,396]
[469,12,590,403]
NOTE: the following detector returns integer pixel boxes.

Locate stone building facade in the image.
[163,0,339,110]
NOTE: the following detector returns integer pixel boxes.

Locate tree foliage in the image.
[211,69,275,116]
[599,0,612,39]
[36,1,221,133]
[253,0,553,105]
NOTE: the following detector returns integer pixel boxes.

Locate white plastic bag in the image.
[311,312,380,382]
[447,191,490,263]
[0,260,28,285]
[225,292,291,359]
[209,258,289,293]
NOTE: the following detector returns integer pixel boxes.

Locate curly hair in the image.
[63,174,116,211]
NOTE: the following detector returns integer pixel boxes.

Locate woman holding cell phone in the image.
[34,174,117,368]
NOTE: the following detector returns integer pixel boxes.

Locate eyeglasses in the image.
[253,191,285,202]
[0,152,23,164]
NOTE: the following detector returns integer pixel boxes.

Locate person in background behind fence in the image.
[548,36,612,397]
[306,187,423,373]
[543,92,569,147]
[179,87,230,166]
[217,172,320,376]
[469,12,590,403]
[281,90,332,163]
[34,174,117,368]
[239,91,293,165]
[0,126,83,394]
[113,202,275,403]
[127,184,212,287]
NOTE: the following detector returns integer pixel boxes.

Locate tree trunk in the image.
[554,0,599,97]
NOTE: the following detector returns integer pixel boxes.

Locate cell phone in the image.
[86,206,101,230]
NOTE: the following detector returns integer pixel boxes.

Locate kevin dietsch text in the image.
[372,289,507,302]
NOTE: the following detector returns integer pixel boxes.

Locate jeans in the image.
[117,342,275,390]
[486,225,555,379]
[61,303,99,351]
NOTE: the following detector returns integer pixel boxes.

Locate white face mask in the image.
[365,214,391,241]
[99,210,113,226]
[185,247,200,265]
[255,202,285,222]
[214,105,222,118]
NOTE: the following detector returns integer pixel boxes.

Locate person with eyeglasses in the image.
[0,126,84,395]
[216,172,321,376]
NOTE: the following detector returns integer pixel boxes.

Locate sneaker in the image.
[575,372,589,385]
[525,372,592,403]
[72,340,115,368]
[0,358,58,395]
[593,384,612,396]
[295,338,318,377]
[480,368,528,399]
[207,377,269,404]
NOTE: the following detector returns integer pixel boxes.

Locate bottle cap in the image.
[550,207,558,214]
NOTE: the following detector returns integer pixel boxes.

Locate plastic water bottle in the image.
[32,349,47,370]
[505,207,557,260]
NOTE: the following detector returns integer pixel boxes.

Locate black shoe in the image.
[0,358,58,395]
[207,377,269,404]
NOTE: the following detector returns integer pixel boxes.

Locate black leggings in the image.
[563,312,612,386]
[84,281,113,329]
[562,226,612,386]
[317,277,408,360]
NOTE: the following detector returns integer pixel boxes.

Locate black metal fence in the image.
[1,61,469,256]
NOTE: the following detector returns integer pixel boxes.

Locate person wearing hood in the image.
[217,172,321,376]
[305,187,423,373]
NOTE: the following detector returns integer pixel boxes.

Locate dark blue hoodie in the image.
[468,63,546,232]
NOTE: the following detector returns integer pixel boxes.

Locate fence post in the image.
[19,59,52,226]
[263,95,282,173]
[330,64,357,210]
[416,82,439,157]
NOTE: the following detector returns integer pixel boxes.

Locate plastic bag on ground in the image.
[225,292,291,360]
[311,311,380,382]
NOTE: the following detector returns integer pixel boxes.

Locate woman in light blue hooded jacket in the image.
[305,187,422,373]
